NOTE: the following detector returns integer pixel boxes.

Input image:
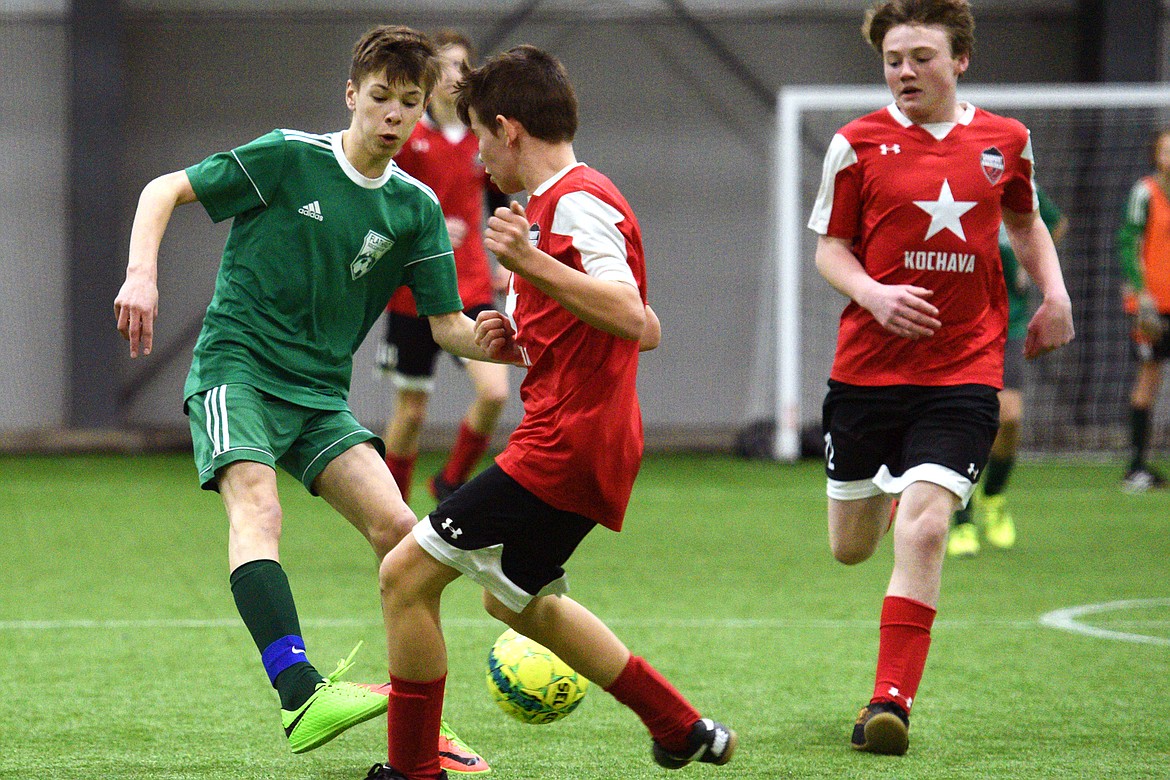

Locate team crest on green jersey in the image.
[351,230,394,280]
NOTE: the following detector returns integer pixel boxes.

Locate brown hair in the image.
[862,0,975,58]
[431,28,477,73]
[455,45,578,143]
[349,25,442,95]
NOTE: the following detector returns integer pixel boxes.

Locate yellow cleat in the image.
[981,494,1016,549]
[946,522,980,557]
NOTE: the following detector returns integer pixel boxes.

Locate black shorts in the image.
[411,464,596,613]
[383,304,495,387]
[821,381,999,501]
[1131,315,1170,362]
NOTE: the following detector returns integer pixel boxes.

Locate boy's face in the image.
[1155,133,1170,175]
[469,108,522,194]
[435,44,470,108]
[881,23,968,125]
[345,69,428,161]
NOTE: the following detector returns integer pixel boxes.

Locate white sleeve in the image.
[551,191,638,287]
[807,133,858,235]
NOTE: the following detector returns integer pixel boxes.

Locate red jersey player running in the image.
[362,46,737,780]
[381,30,511,504]
[808,0,1073,756]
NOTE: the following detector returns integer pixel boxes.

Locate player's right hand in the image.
[474,309,524,365]
[864,284,940,340]
[114,275,158,358]
[1136,291,1166,340]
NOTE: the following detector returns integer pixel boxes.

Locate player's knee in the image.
[229,497,283,543]
[367,509,418,559]
[900,510,950,554]
[830,537,875,566]
[378,547,413,604]
[479,384,509,410]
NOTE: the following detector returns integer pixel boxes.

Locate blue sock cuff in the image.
[261,635,309,684]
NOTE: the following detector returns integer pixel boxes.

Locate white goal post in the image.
[768,83,1170,461]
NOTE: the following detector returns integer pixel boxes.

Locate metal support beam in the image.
[659,0,775,111]
[69,0,125,426]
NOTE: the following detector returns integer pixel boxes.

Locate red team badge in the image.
[981,147,1005,185]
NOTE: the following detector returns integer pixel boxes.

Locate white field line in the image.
[1038,598,1170,647]
[0,616,1097,632]
[2,602,1167,645]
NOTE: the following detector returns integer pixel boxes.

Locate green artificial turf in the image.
[1,453,1167,778]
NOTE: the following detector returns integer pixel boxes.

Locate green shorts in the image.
[185,383,384,494]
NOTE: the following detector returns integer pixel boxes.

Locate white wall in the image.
[0,18,69,429]
[0,4,1087,441]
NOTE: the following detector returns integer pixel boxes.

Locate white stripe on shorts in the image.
[203,385,230,456]
[412,517,569,614]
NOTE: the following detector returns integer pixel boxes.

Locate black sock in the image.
[1129,407,1151,472]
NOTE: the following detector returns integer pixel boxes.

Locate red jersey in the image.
[388,116,495,315]
[494,164,646,531]
[808,103,1037,388]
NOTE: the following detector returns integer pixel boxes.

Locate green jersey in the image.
[998,187,1063,339]
[183,129,461,410]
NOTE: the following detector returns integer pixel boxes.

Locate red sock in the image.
[441,421,491,486]
[385,452,417,502]
[604,655,700,753]
[387,674,445,780]
[872,595,936,713]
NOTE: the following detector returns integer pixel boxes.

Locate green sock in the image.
[230,559,324,710]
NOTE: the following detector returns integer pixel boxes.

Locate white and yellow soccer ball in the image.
[486,629,589,724]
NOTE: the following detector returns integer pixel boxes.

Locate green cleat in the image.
[946,522,980,558]
[282,641,388,754]
[980,494,1016,549]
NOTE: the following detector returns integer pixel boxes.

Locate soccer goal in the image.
[755,83,1170,461]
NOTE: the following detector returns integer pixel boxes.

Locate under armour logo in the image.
[440,517,463,539]
[968,463,978,479]
[880,143,901,155]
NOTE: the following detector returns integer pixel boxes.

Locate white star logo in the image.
[913,179,977,241]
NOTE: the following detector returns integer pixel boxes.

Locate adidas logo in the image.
[298,201,323,221]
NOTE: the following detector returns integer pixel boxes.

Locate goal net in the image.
[751,83,1170,461]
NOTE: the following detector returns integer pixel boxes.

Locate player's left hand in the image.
[485,202,534,274]
[1024,294,1074,359]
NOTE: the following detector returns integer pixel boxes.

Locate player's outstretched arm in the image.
[1002,208,1075,358]
[430,310,521,365]
[815,235,940,340]
[486,202,647,341]
[114,170,198,358]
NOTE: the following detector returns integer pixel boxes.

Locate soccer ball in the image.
[486,629,589,724]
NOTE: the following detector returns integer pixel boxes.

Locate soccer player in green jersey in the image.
[947,188,1068,557]
[114,25,490,773]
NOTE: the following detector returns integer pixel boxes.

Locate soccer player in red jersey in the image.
[381,31,512,504]
[362,46,737,780]
[808,0,1074,755]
